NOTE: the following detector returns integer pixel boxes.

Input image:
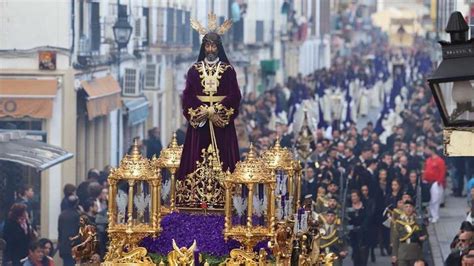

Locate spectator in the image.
[446,231,473,265]
[38,238,55,258]
[99,165,113,186]
[3,203,36,265]
[98,186,108,212]
[423,146,446,223]
[76,169,100,207]
[15,185,36,227]
[60,184,76,211]
[361,184,377,262]
[21,241,54,266]
[87,182,104,213]
[83,199,98,223]
[58,195,80,266]
[348,190,369,266]
[301,165,318,202]
[451,221,473,251]
[145,127,163,159]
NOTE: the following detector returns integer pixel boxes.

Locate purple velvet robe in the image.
[177,62,241,179]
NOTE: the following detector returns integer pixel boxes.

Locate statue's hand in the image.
[211,114,226,128]
[195,110,208,123]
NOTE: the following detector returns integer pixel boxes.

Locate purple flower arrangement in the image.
[140,212,272,258]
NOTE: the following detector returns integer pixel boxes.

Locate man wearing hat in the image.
[391,200,427,266]
[320,209,347,266]
[327,195,341,217]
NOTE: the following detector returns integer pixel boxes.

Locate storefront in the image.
[0,130,73,227]
[76,74,122,179]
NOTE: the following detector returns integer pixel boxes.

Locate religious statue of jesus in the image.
[177,13,241,180]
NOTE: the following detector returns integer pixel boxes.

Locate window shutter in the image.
[91,2,101,51]
[184,11,191,45]
[157,8,165,44]
[256,20,264,43]
[176,9,183,44]
[166,8,174,43]
[143,7,149,46]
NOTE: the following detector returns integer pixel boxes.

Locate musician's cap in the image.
[402,189,413,197]
[325,209,336,215]
[304,194,313,199]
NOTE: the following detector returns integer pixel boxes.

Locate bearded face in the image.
[204,41,218,61]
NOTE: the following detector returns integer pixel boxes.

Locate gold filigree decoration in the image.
[270,222,293,261]
[228,144,273,184]
[194,61,230,92]
[190,12,233,36]
[187,106,206,128]
[175,145,226,209]
[262,137,294,172]
[102,236,154,265]
[214,103,234,126]
[103,140,162,266]
[224,144,276,254]
[167,240,197,266]
[220,248,269,266]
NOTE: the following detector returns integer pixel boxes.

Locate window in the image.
[145,64,157,89]
[166,8,175,43]
[176,9,183,44]
[135,18,142,38]
[233,19,244,43]
[143,7,149,46]
[124,68,139,95]
[256,20,264,43]
[90,2,101,51]
[157,8,165,44]
[184,11,191,45]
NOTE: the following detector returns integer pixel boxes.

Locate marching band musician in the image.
[319,209,348,266]
[391,200,427,266]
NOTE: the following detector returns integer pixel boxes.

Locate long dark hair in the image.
[8,203,27,221]
[196,32,230,64]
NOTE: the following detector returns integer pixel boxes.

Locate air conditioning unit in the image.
[123,68,141,96]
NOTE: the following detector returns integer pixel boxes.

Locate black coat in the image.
[76,180,92,207]
[445,251,462,266]
[145,137,163,159]
[58,208,80,257]
[3,219,34,265]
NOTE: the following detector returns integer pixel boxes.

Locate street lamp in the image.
[428,11,474,128]
[113,16,132,50]
[113,6,132,164]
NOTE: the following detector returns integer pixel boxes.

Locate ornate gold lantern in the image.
[153,132,182,212]
[103,140,161,266]
[261,137,295,221]
[223,144,276,263]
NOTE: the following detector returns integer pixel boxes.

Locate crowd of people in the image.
[0,169,110,266]
[233,28,460,265]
